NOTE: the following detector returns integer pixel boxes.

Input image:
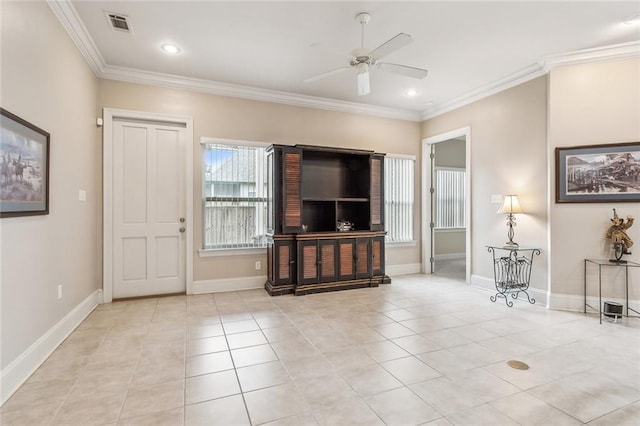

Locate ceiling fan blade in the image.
[369,33,413,60]
[304,66,351,83]
[376,62,428,79]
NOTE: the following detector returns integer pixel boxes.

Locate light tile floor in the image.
[2,274,639,425]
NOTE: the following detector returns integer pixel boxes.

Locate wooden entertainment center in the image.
[265,144,390,296]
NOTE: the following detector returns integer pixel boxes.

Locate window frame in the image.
[199,137,270,255]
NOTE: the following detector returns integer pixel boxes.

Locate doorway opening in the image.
[421,128,471,283]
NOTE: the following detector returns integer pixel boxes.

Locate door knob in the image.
[179,227,186,233]
[179,217,186,223]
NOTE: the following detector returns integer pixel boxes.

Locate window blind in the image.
[435,168,466,229]
[384,155,414,242]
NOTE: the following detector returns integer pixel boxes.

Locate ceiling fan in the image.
[305,12,429,96]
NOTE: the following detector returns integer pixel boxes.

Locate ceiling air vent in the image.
[105,12,132,33]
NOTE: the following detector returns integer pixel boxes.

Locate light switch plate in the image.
[79,189,86,201]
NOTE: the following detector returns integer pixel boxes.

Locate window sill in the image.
[199,247,267,258]
[386,240,417,248]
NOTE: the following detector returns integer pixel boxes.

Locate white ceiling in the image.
[60,1,640,120]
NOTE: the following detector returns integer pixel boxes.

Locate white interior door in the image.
[112,119,187,298]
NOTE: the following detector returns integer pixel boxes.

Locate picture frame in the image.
[0,108,50,217]
[555,142,640,203]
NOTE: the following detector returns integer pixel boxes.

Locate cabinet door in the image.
[370,155,384,231]
[298,240,319,285]
[273,240,295,285]
[338,239,356,281]
[282,147,302,233]
[319,239,338,283]
[372,236,385,276]
[355,238,372,279]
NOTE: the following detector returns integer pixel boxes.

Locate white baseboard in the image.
[434,253,465,260]
[192,275,267,294]
[549,292,640,313]
[386,263,422,276]
[1,289,101,405]
[471,274,549,307]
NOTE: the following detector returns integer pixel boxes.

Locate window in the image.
[202,140,267,249]
[435,167,466,229]
[384,155,415,243]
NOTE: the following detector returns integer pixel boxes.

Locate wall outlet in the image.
[255,261,261,270]
[57,285,62,300]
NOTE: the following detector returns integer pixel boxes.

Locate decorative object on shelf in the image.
[336,219,354,232]
[0,108,50,218]
[497,195,523,248]
[555,142,640,203]
[487,246,540,307]
[605,208,634,263]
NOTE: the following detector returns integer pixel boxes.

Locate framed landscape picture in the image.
[0,108,50,217]
[556,142,640,203]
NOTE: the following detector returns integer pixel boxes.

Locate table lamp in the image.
[498,195,523,248]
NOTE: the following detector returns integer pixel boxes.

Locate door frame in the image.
[103,108,194,303]
[421,127,471,284]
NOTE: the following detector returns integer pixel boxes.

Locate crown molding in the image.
[421,63,546,121]
[49,1,639,125]
[47,0,106,75]
[48,0,420,122]
[421,40,640,121]
[540,40,640,72]
[100,65,422,122]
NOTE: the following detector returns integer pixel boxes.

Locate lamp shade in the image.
[498,195,523,214]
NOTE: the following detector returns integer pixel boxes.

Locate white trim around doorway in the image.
[421,127,472,284]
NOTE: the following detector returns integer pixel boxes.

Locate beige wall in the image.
[434,230,465,256]
[422,77,549,292]
[97,80,422,281]
[434,138,466,169]
[1,1,99,369]
[549,58,640,303]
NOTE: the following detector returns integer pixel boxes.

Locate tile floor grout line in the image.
[45,304,117,426]
[114,298,157,424]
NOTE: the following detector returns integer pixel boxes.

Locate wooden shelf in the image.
[302,197,368,202]
[265,144,388,296]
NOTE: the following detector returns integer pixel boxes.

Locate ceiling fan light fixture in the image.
[357,63,370,96]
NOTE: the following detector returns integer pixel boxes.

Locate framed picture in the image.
[0,108,50,217]
[556,142,640,203]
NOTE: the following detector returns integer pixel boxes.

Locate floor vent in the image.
[507,360,529,370]
[106,12,132,33]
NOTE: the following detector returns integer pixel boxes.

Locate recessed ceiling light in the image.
[623,14,640,25]
[161,43,181,54]
[405,89,419,97]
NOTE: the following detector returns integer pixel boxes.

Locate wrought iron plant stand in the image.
[487,246,540,307]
